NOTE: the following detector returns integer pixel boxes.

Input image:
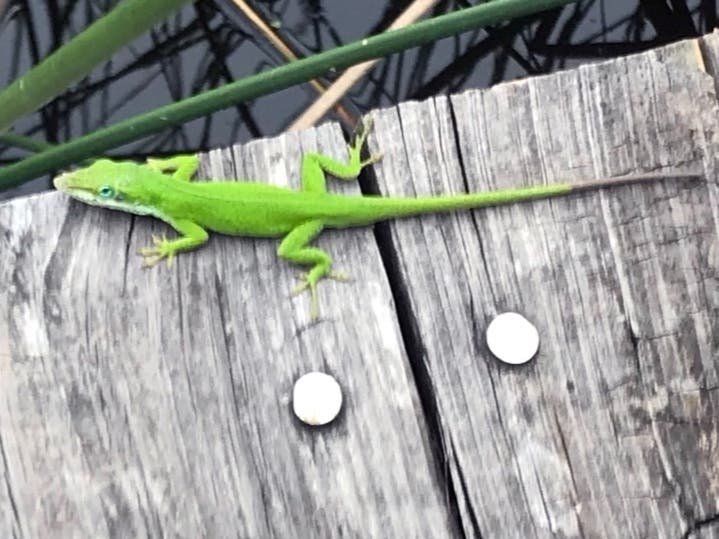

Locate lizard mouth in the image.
[52,172,95,199]
[52,172,71,191]
[52,172,92,195]
[52,173,101,207]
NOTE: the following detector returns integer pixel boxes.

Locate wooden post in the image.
[1,32,718,538]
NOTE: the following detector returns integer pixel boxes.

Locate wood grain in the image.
[367,35,719,538]
[0,124,456,537]
[2,33,719,539]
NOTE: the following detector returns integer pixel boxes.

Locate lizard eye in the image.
[98,186,114,198]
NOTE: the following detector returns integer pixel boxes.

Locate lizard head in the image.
[53,159,157,216]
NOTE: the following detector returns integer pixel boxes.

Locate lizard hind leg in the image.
[299,115,382,193]
[277,220,347,320]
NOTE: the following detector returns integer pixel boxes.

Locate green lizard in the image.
[53,118,699,319]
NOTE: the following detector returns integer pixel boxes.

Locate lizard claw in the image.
[138,234,175,268]
[349,116,381,170]
[291,270,350,320]
[139,254,162,268]
[291,273,311,295]
[328,271,349,282]
[353,116,373,149]
[356,116,373,141]
[292,274,320,320]
[361,151,383,167]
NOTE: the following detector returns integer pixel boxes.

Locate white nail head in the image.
[293,372,343,426]
[486,312,539,365]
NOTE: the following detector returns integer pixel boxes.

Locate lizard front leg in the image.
[145,154,200,182]
[138,218,209,267]
[277,220,346,320]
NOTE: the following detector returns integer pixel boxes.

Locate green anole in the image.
[53,118,699,318]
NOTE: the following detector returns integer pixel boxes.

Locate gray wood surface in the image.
[0,126,456,537]
[369,34,719,538]
[1,31,718,539]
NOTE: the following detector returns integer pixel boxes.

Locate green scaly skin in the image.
[52,117,691,319]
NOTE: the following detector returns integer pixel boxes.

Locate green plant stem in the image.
[0,133,54,153]
[0,0,576,191]
[0,0,192,135]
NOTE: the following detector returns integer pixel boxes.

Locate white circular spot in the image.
[293,372,343,426]
[486,312,539,365]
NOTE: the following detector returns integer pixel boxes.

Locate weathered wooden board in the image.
[368,36,719,538]
[0,125,457,537]
[2,31,719,539]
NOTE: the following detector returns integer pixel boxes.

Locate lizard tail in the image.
[329,172,700,227]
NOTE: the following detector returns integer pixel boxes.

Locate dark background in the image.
[0,0,716,198]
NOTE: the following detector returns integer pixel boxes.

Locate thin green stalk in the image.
[0,134,97,166]
[0,133,54,153]
[0,0,576,191]
[0,0,192,135]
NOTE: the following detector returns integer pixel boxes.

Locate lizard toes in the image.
[291,282,309,296]
[329,271,349,282]
[141,256,160,268]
